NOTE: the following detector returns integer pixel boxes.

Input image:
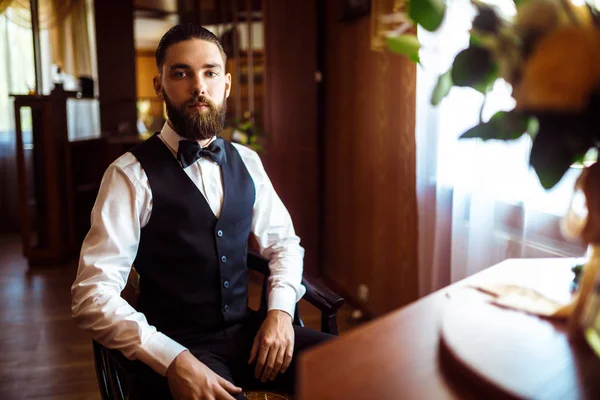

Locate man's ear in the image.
[225,72,232,99]
[153,75,164,100]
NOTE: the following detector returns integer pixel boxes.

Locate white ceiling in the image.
[134,0,177,13]
[134,15,179,50]
[134,17,264,51]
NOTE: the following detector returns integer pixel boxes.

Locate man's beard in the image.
[163,90,227,141]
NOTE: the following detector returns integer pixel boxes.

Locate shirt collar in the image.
[159,121,217,153]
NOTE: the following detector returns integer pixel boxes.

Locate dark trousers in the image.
[132,311,334,399]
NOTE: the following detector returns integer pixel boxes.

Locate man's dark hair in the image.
[155,23,227,73]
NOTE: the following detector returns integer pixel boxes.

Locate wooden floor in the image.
[0,234,354,400]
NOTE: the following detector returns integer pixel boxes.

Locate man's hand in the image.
[166,350,242,400]
[248,310,294,382]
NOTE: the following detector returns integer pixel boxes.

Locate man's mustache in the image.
[184,95,215,109]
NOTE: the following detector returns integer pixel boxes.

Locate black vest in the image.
[130,134,256,339]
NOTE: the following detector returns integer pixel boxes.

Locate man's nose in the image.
[192,73,208,96]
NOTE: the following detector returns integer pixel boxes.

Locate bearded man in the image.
[71,23,332,400]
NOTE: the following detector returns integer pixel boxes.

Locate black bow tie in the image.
[177,138,226,168]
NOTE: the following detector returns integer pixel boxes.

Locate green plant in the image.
[387,0,600,189]
[225,112,264,153]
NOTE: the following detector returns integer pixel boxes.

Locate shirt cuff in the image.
[135,331,188,376]
[268,287,298,321]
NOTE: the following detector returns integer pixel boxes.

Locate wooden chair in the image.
[92,249,344,400]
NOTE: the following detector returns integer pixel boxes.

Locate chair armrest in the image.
[302,276,344,314]
[247,249,270,276]
[93,339,135,400]
[247,248,344,316]
[121,267,140,308]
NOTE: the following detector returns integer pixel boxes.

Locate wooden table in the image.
[297,258,600,400]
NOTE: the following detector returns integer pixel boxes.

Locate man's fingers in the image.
[216,376,242,393]
[261,345,279,382]
[214,384,237,400]
[269,348,285,381]
[254,340,270,379]
[280,344,293,374]
[248,335,260,364]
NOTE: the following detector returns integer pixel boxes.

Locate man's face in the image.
[153,39,231,141]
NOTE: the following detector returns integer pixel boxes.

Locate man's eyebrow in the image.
[202,63,222,70]
[168,63,223,71]
[169,63,192,71]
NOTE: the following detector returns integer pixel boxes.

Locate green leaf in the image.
[526,117,539,139]
[572,264,584,284]
[407,0,446,32]
[431,69,453,106]
[239,121,252,131]
[386,35,421,63]
[460,110,529,141]
[469,33,484,47]
[530,114,595,189]
[451,46,498,93]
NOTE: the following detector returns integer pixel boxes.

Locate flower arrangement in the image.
[385,0,600,189]
[223,111,265,153]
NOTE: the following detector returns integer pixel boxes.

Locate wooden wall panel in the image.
[94,0,138,136]
[135,50,157,99]
[263,0,319,276]
[323,2,418,316]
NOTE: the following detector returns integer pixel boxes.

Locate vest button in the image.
[223,280,230,288]
[223,304,230,312]
[217,230,224,237]
[221,255,227,263]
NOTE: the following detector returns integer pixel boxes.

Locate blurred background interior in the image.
[0,0,593,399]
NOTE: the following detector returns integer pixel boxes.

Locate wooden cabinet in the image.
[12,94,110,265]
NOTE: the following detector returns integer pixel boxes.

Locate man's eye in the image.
[206,71,217,77]
[174,71,187,78]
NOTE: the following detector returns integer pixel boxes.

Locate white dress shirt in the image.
[71,122,305,376]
